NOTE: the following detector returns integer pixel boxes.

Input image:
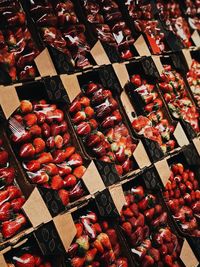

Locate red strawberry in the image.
[20,100,33,114]
[0,167,15,185]
[7,185,22,200]
[106,228,118,246]
[73,166,86,178]
[75,223,83,238]
[58,189,69,206]
[64,174,77,188]
[33,138,45,154]
[11,197,25,212]
[122,221,132,235]
[2,214,26,238]
[71,257,85,267]
[19,143,35,158]
[15,253,35,267]
[23,113,37,127]
[93,239,104,254]
[0,202,11,221]
[0,150,8,166]
[86,248,97,264]
[51,175,64,190]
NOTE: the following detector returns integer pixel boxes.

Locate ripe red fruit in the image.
[58,189,69,206]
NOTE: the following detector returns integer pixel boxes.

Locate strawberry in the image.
[93,239,104,254]
[51,175,64,190]
[71,257,85,267]
[68,243,79,258]
[85,248,97,264]
[20,100,33,114]
[64,174,77,188]
[68,153,83,167]
[24,160,41,172]
[69,100,81,113]
[0,150,8,166]
[122,221,132,235]
[11,197,25,212]
[106,228,118,246]
[73,166,86,178]
[92,223,102,234]
[19,143,35,158]
[7,185,22,200]
[142,255,154,267]
[75,223,83,238]
[76,122,91,135]
[149,248,160,262]
[15,253,35,267]
[0,202,11,221]
[33,138,45,154]
[97,233,112,250]
[57,163,72,176]
[58,189,69,206]
[131,186,144,200]
[2,214,26,238]
[144,208,155,221]
[54,135,63,149]
[0,167,15,186]
[23,113,37,127]
[37,152,53,164]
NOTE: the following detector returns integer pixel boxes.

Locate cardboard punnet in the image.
[109,184,126,215]
[182,49,193,69]
[60,73,81,103]
[114,58,182,163]
[0,79,98,218]
[151,55,165,76]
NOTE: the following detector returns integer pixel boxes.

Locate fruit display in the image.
[159,64,200,133]
[27,0,91,68]
[69,81,138,176]
[124,1,167,54]
[156,0,192,48]
[6,252,52,267]
[0,137,27,240]
[184,0,200,31]
[8,99,88,207]
[79,0,135,60]
[120,184,183,266]
[128,74,176,154]
[187,59,200,107]
[0,0,39,83]
[163,162,200,237]
[66,209,129,267]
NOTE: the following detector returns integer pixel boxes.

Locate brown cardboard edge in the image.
[0,85,20,119]
[151,55,164,77]
[180,240,199,267]
[90,40,111,66]
[60,74,81,102]
[173,122,189,147]
[182,49,193,69]
[82,161,105,194]
[133,140,151,169]
[193,137,200,156]
[109,184,126,215]
[154,158,171,186]
[134,35,151,56]
[22,188,52,228]
[120,91,135,122]
[113,63,129,88]
[53,213,76,252]
[34,48,57,77]
[0,254,8,267]
[191,30,200,47]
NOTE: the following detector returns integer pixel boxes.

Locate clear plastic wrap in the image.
[159,64,200,133]
[8,99,87,207]
[120,185,183,266]
[125,0,166,53]
[187,59,200,108]
[157,0,192,48]
[66,210,129,267]
[69,82,138,176]
[0,138,27,240]
[130,74,176,154]
[0,0,39,82]
[29,0,91,68]
[163,162,200,237]
[82,0,135,60]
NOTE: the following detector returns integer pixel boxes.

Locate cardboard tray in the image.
[20,0,96,75]
[113,57,188,163]
[64,197,136,267]
[155,143,200,261]
[61,65,151,185]
[0,78,106,218]
[115,166,191,267]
